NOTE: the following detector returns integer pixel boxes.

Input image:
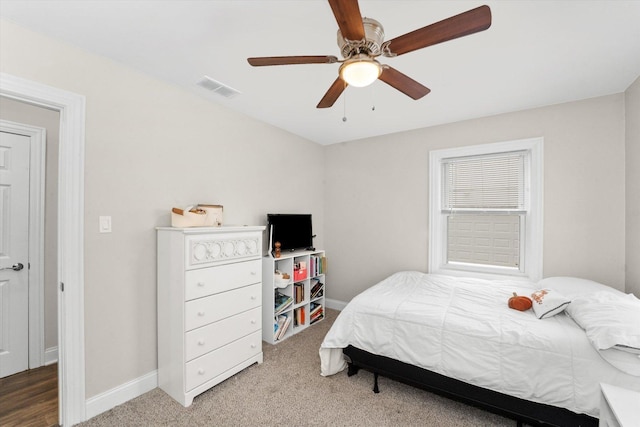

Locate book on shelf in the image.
[310,302,323,316]
[294,306,305,326]
[275,313,292,340]
[310,281,324,299]
[310,255,318,277]
[274,315,284,336]
[275,290,293,314]
[310,302,323,324]
[294,283,305,304]
[311,312,324,324]
[309,255,328,277]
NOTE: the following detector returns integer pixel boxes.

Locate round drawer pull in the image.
[250,295,256,300]
[198,339,205,345]
[198,368,205,375]
[251,319,256,324]
[198,311,205,316]
[250,271,257,276]
[197,282,205,287]
[251,344,256,349]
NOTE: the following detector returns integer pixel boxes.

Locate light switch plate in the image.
[99,216,112,233]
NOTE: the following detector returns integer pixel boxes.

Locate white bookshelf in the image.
[262,250,326,344]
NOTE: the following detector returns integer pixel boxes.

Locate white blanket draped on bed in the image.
[319,272,640,418]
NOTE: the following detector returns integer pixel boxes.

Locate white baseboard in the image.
[325,298,347,311]
[82,298,345,422]
[44,346,58,365]
[85,370,158,421]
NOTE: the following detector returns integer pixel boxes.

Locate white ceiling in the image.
[2,1,639,145]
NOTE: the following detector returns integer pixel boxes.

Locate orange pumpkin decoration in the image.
[508,292,532,311]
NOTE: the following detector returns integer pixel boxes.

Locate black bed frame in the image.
[343,346,598,427]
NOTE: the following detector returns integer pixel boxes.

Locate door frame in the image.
[0,120,46,370]
[0,72,86,426]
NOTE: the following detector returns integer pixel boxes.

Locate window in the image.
[429,138,543,281]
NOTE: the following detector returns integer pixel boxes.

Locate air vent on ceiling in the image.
[196,76,241,99]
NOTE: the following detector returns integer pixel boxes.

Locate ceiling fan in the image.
[247,0,491,108]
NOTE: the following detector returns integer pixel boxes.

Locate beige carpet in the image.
[80,309,513,426]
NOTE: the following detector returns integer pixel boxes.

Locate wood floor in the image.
[0,364,58,427]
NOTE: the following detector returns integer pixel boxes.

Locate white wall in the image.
[325,94,626,302]
[0,19,324,398]
[626,76,640,297]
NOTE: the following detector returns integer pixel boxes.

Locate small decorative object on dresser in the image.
[262,249,326,344]
[157,225,265,406]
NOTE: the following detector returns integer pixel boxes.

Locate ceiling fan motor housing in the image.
[337,17,385,58]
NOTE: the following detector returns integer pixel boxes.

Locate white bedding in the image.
[319,272,640,418]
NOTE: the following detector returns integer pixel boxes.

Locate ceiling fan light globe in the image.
[340,58,381,88]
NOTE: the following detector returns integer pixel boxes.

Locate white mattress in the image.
[319,272,640,418]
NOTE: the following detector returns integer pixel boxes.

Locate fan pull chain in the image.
[371,83,376,111]
[342,85,348,122]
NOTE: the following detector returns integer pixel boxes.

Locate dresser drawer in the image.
[185,330,262,391]
[185,283,261,331]
[185,259,261,301]
[185,307,261,362]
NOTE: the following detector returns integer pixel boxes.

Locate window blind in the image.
[442,151,525,210]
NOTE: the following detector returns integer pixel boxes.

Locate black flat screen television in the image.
[267,214,313,252]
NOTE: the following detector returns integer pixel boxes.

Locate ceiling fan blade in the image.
[317,77,347,108]
[247,56,338,66]
[378,66,430,100]
[328,0,365,40]
[385,5,491,56]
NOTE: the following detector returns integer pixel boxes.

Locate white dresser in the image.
[157,226,265,407]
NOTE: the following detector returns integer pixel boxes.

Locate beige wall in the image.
[325,95,626,302]
[626,76,640,297]
[1,15,636,406]
[1,19,324,398]
[0,97,59,351]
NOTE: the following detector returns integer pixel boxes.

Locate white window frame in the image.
[429,137,543,282]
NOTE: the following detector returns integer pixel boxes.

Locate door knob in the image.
[1,263,24,271]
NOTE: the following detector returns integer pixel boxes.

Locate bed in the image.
[319,272,640,426]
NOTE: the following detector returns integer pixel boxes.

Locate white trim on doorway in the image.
[0,72,86,426]
[0,119,46,370]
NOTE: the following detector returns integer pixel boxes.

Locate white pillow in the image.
[530,289,570,319]
[537,276,622,299]
[566,291,640,351]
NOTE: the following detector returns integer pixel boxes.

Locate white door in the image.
[0,131,30,378]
